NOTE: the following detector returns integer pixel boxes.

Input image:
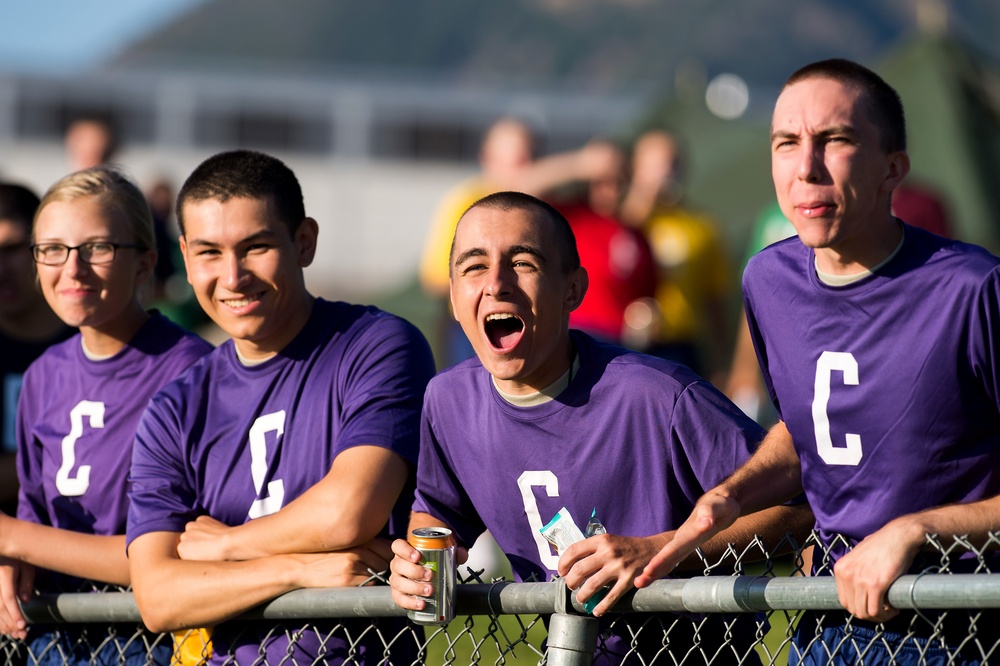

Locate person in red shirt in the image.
[555,141,657,345]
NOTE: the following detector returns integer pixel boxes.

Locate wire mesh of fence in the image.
[3,531,999,665]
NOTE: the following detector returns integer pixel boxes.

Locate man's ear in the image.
[295,217,319,267]
[449,280,459,321]
[565,267,588,314]
[882,150,910,195]
[179,235,193,286]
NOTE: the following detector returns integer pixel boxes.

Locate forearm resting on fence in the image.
[176,447,410,562]
[834,494,1000,622]
[130,531,389,632]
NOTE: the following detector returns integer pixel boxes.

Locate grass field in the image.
[422,614,548,665]
[421,608,798,665]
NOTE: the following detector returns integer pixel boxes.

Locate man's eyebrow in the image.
[453,244,547,266]
[454,247,487,266]
[817,125,860,139]
[186,230,279,248]
[509,245,547,264]
[770,129,798,143]
[771,125,859,143]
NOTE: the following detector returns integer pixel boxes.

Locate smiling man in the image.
[636,59,1000,665]
[125,150,435,665]
[389,191,811,664]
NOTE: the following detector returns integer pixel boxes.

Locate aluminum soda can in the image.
[407,527,456,625]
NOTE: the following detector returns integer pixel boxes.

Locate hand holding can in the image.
[407,527,457,625]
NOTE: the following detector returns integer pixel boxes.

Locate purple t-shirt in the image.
[744,224,1000,559]
[127,299,434,665]
[16,314,211,589]
[414,331,765,583]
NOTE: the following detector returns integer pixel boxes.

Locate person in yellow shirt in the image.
[621,130,732,378]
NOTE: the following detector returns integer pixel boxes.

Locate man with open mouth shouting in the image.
[389,191,812,664]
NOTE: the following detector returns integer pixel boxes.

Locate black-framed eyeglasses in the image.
[30,242,146,266]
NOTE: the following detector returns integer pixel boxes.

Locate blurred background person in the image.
[552,140,658,345]
[143,177,203,330]
[63,116,118,173]
[143,178,181,301]
[620,130,732,379]
[891,181,953,238]
[0,183,73,517]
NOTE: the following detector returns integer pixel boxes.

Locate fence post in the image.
[545,579,598,666]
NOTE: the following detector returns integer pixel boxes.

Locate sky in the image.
[0,0,206,73]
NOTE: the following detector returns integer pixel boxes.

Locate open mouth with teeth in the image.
[485,313,525,351]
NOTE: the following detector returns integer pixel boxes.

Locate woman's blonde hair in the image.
[35,165,157,253]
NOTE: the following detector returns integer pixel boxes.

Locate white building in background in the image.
[0,68,646,298]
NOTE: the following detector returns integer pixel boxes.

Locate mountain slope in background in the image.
[112,0,1000,92]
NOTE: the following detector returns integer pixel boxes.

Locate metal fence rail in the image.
[19,574,1000,624]
[4,533,999,665]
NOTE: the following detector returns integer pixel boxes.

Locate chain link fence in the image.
[4,531,999,665]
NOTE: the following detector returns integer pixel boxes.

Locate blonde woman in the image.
[0,166,211,665]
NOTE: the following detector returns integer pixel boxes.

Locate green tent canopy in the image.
[882,36,1000,252]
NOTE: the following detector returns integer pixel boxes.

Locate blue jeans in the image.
[28,627,171,666]
[789,617,982,666]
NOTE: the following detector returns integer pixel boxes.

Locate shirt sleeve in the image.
[411,391,486,550]
[743,260,782,420]
[667,378,766,506]
[334,314,436,465]
[970,266,1000,411]
[126,390,199,547]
